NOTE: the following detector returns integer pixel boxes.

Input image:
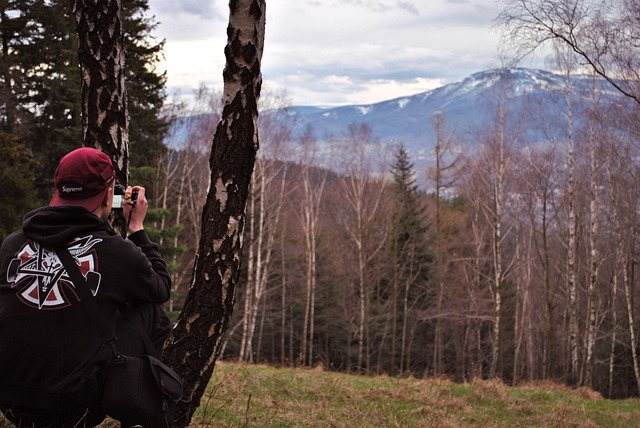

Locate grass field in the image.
[190,362,640,427]
[2,362,639,427]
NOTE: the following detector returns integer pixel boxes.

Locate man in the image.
[0,147,172,427]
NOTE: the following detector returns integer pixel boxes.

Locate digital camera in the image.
[112,184,126,210]
[112,184,138,210]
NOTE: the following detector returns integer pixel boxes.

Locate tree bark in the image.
[73,0,128,183]
[161,1,266,426]
[584,74,600,388]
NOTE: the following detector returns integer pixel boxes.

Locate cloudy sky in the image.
[147,0,512,107]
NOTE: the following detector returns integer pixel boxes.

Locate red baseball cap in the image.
[50,147,116,212]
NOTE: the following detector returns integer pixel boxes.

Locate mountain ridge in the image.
[280,67,623,180]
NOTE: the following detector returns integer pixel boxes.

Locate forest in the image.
[2,0,640,408]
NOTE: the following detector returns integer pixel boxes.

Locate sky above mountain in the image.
[147,0,546,107]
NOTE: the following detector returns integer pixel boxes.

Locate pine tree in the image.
[122,0,169,169]
[0,133,37,241]
[0,0,168,205]
[387,143,431,374]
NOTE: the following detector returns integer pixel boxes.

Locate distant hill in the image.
[284,68,623,166]
[169,68,626,184]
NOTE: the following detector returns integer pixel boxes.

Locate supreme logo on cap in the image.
[50,147,116,211]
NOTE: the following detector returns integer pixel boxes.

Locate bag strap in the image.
[56,245,158,358]
[119,309,159,357]
[55,246,117,348]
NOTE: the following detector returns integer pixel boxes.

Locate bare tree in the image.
[158,86,221,312]
[238,94,291,362]
[521,142,563,380]
[473,69,522,379]
[553,49,581,386]
[498,0,640,104]
[161,1,266,426]
[427,110,463,375]
[332,123,388,372]
[604,134,640,394]
[582,71,604,388]
[295,126,327,366]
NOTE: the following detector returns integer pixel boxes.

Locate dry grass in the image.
[190,362,640,427]
[1,363,639,427]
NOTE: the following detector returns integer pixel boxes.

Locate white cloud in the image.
[148,0,504,106]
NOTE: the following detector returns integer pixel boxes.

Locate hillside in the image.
[3,362,637,427]
[188,363,639,427]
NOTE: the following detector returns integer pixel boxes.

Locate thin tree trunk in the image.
[162,2,265,426]
[609,168,640,394]
[584,77,599,388]
[280,232,287,365]
[608,268,619,397]
[0,7,15,133]
[239,185,257,361]
[565,71,579,387]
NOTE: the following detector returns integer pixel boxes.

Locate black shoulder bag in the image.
[55,246,183,427]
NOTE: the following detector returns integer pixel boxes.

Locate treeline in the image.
[160,71,640,400]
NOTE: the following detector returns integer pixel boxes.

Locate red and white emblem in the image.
[6,236,102,310]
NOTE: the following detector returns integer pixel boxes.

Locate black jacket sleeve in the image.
[125,230,171,304]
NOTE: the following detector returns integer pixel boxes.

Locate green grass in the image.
[190,362,640,427]
[2,363,639,427]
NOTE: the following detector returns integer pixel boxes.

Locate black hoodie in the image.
[0,205,171,409]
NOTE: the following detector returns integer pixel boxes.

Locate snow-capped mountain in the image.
[169,68,627,184]
[283,67,623,169]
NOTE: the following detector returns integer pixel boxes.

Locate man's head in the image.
[50,147,116,213]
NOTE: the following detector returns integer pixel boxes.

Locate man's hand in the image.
[123,185,148,234]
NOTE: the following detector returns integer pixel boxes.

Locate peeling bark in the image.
[161,1,266,426]
[73,0,129,183]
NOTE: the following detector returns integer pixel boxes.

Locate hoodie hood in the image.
[22,205,114,247]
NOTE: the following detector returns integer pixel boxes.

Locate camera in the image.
[112,184,138,210]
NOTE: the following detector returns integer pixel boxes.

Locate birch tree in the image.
[158,86,220,312]
[238,97,291,362]
[554,51,581,386]
[296,126,327,366]
[333,123,388,372]
[582,72,603,388]
[474,69,521,379]
[605,134,640,394]
[498,0,640,104]
[521,142,562,379]
[162,1,266,425]
[73,0,128,181]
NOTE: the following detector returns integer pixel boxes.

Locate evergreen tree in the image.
[387,143,431,374]
[0,133,37,241]
[0,0,168,233]
[122,0,169,170]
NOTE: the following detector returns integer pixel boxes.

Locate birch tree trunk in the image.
[476,72,518,379]
[162,1,266,426]
[562,65,580,387]
[241,159,286,362]
[607,164,640,394]
[488,120,505,380]
[73,0,129,233]
[74,0,128,175]
[299,163,326,366]
[583,75,600,388]
[336,124,387,372]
